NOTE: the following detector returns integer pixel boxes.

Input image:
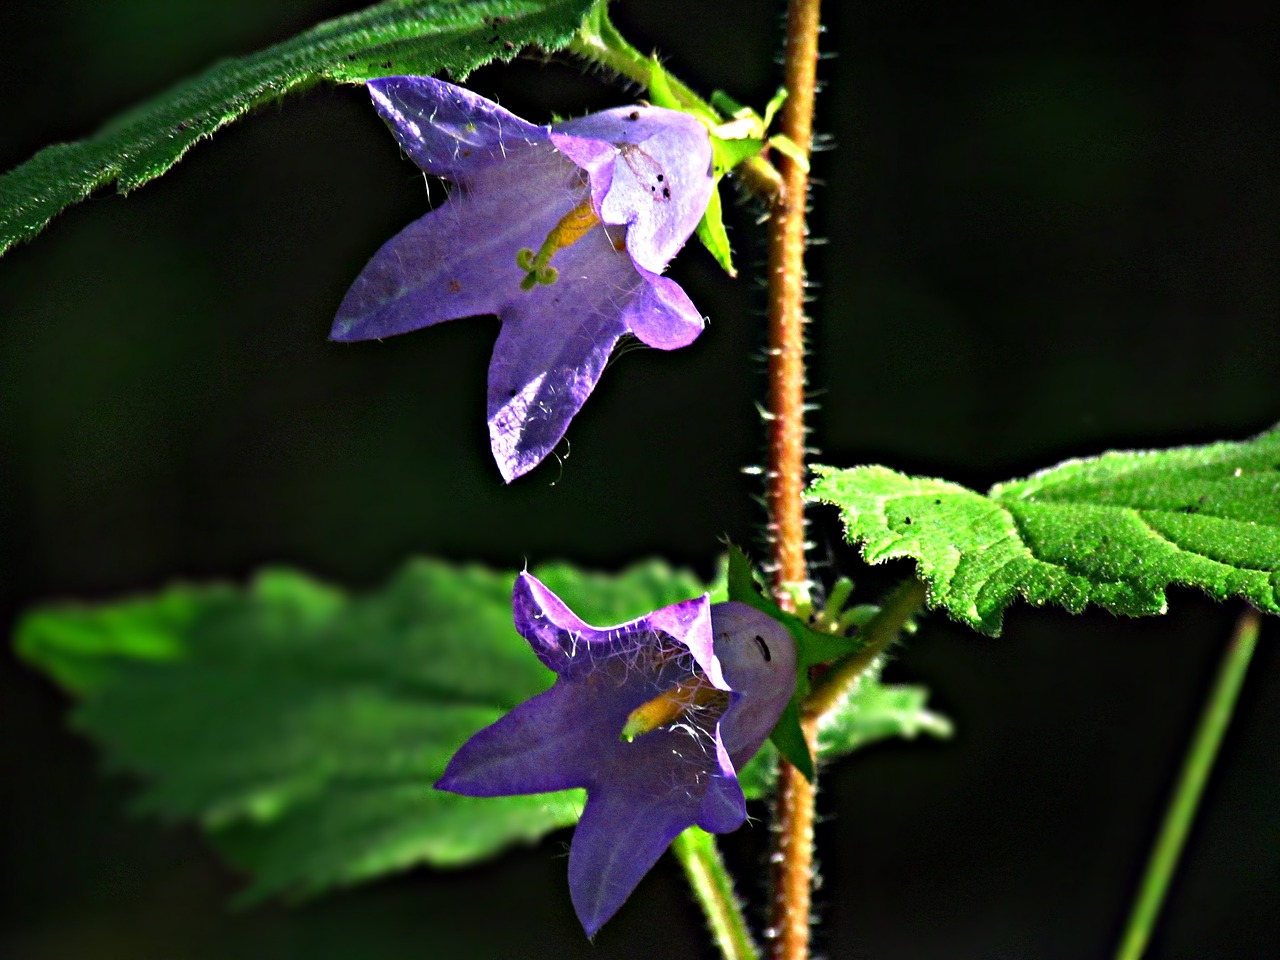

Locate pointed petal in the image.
[435,683,596,796]
[485,231,637,482]
[568,789,693,936]
[554,107,714,273]
[512,572,609,675]
[331,151,585,342]
[621,269,706,350]
[367,76,547,179]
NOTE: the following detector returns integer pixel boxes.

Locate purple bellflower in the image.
[436,573,796,936]
[332,77,715,482]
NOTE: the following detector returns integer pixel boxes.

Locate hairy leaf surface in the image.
[0,0,596,255]
[809,425,1280,634]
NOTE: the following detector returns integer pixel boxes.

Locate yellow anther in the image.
[516,198,600,289]
[620,675,724,742]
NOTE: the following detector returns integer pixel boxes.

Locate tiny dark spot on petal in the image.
[753,635,772,662]
[626,110,641,121]
[508,388,518,398]
[656,174,664,182]
[447,279,462,293]
[661,186,670,199]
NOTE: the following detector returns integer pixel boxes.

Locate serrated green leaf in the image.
[736,666,950,801]
[809,424,1280,634]
[16,557,711,901]
[0,0,596,256]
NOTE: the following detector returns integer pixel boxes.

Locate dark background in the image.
[2,1,1278,957]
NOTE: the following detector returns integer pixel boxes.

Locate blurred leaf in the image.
[809,424,1280,635]
[736,665,950,801]
[0,0,597,256]
[15,587,201,694]
[16,557,711,901]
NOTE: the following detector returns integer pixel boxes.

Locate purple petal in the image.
[367,76,547,179]
[511,572,608,675]
[710,603,797,765]
[554,107,714,274]
[484,230,639,482]
[568,790,697,937]
[697,752,749,833]
[331,144,583,342]
[620,269,705,350]
[435,683,595,796]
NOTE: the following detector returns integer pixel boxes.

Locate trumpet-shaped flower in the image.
[332,77,715,481]
[436,573,795,936]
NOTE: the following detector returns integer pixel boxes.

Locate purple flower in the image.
[436,573,795,936]
[332,77,715,482]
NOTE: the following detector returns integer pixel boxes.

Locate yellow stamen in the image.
[516,198,601,289]
[620,675,723,742]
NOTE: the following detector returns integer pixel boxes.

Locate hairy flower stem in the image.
[1113,606,1263,960]
[765,0,822,958]
[672,827,761,960]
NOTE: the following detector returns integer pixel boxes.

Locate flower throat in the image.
[516,198,601,290]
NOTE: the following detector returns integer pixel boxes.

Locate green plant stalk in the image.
[1113,606,1263,960]
[671,826,761,960]
[567,6,784,203]
[804,578,927,720]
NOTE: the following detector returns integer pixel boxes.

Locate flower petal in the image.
[621,269,706,350]
[331,143,585,342]
[367,76,547,179]
[435,683,596,796]
[511,571,608,675]
[554,107,714,273]
[711,602,798,765]
[485,230,640,481]
[568,790,698,937]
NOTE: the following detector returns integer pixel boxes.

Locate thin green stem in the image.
[1113,606,1263,960]
[805,579,927,720]
[671,826,761,960]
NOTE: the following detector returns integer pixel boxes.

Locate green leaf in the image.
[0,0,597,256]
[16,557,711,901]
[809,424,1280,634]
[736,665,951,801]
[695,184,737,277]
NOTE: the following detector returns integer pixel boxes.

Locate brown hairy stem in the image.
[764,0,823,958]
